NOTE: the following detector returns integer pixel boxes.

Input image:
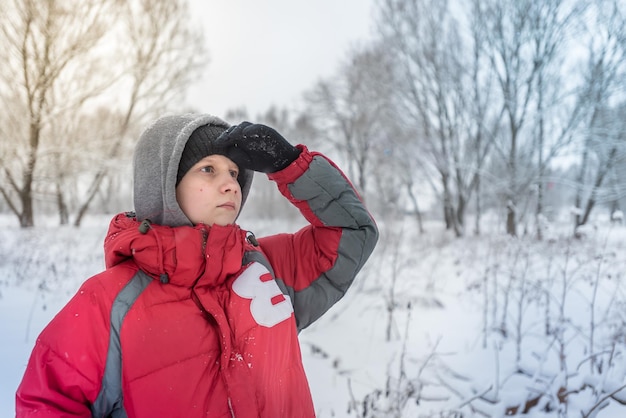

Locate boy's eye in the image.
[230,170,239,179]
[201,166,214,173]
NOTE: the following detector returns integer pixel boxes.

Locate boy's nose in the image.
[220,173,239,193]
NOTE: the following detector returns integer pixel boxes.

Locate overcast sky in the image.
[186,0,375,118]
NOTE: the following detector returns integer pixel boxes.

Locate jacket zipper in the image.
[228,397,235,417]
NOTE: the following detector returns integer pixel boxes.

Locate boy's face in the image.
[176,154,242,226]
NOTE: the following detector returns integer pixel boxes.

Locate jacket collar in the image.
[104,213,246,288]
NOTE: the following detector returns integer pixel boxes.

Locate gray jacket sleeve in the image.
[258,147,378,331]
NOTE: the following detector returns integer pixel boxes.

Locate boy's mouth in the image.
[218,202,236,210]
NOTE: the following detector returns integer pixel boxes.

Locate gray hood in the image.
[133,113,254,227]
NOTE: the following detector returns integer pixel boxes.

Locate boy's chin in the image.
[211,218,237,227]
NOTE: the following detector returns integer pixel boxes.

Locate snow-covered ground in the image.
[1,213,625,417]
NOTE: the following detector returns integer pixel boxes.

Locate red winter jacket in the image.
[16,147,378,417]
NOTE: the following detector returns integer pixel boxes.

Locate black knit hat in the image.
[176,124,252,203]
[176,124,225,185]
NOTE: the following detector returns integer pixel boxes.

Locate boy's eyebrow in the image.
[196,156,217,164]
[195,156,238,169]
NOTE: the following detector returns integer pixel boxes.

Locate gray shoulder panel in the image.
[288,156,369,229]
[91,270,152,418]
[243,250,276,277]
[287,155,379,331]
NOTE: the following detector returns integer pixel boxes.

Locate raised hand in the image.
[216,122,301,173]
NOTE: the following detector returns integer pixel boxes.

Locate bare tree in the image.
[0,0,118,227]
[378,118,427,234]
[573,0,626,232]
[525,0,588,240]
[471,0,553,236]
[71,0,206,226]
[574,107,626,231]
[304,42,394,199]
[467,7,501,236]
[474,0,624,239]
[0,0,206,227]
[376,0,497,237]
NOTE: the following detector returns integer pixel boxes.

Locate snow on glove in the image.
[215,122,301,173]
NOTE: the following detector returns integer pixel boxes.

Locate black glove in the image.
[215,122,301,173]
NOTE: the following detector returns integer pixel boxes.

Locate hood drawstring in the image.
[246,231,259,247]
[138,218,170,284]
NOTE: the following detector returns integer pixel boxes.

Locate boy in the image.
[16,113,378,417]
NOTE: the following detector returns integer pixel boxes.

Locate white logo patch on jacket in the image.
[233,262,294,327]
